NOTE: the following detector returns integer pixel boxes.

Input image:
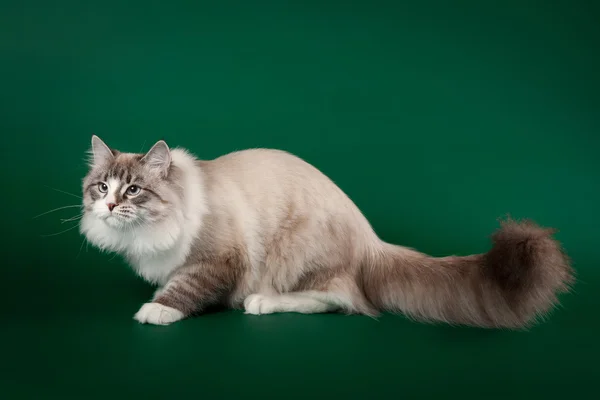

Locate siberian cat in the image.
[80,136,573,328]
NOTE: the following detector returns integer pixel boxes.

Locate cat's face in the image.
[82,136,183,231]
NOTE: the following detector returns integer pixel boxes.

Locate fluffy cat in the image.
[80,136,574,328]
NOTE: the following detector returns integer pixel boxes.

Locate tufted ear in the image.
[141,140,171,176]
[89,135,115,168]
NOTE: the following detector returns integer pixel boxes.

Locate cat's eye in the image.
[98,183,108,193]
[126,185,141,196]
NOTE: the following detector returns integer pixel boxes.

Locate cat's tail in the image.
[362,219,574,329]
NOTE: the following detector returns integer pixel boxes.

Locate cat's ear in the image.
[89,135,115,168]
[141,140,171,176]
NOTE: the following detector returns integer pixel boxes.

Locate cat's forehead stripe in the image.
[108,163,129,180]
[102,154,144,182]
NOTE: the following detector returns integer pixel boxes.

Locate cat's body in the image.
[81,136,573,328]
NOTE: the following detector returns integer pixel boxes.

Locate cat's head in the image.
[81,136,184,232]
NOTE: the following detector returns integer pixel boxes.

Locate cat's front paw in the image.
[134,302,185,325]
[244,294,279,315]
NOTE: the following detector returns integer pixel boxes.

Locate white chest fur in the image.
[81,213,194,285]
[129,244,189,285]
[126,215,199,285]
[126,217,192,285]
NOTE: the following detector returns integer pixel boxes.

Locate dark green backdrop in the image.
[1,0,598,399]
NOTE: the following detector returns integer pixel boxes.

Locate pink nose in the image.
[107,203,117,212]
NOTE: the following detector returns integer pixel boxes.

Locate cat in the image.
[80,136,574,328]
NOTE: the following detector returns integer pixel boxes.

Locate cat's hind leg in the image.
[244,276,378,316]
[243,292,337,315]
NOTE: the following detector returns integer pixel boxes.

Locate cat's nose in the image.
[107,203,118,212]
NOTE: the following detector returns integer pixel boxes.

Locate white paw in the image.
[244,294,280,315]
[133,302,185,325]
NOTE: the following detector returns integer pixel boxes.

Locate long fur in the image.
[80,137,574,328]
[364,220,573,328]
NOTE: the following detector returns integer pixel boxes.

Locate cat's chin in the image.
[103,214,138,230]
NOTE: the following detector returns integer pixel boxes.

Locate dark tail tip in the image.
[484,218,574,323]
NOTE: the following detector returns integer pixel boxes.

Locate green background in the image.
[1,0,598,398]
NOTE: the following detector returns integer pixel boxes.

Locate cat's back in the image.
[203,148,312,169]
[199,148,329,185]
[196,147,356,215]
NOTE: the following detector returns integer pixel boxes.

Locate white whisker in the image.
[61,214,84,223]
[33,205,82,219]
[41,223,80,237]
[76,236,87,259]
[44,185,82,199]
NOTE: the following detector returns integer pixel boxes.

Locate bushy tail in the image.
[362,219,574,329]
